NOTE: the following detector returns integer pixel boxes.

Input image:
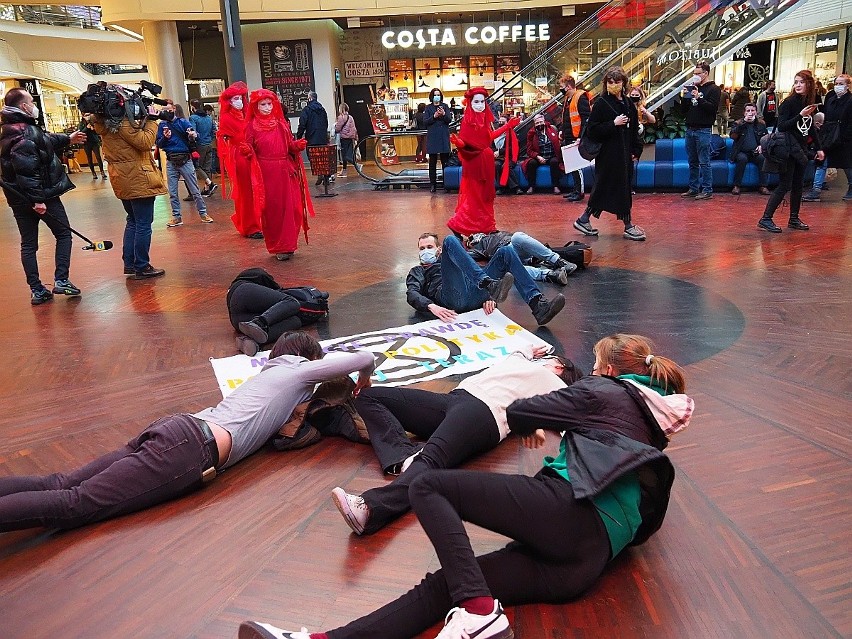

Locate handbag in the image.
[819,120,842,150]
[577,134,602,161]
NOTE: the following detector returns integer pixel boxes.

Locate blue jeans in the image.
[686,127,712,193]
[121,197,155,272]
[813,166,852,191]
[439,236,541,312]
[167,159,206,217]
[510,231,560,281]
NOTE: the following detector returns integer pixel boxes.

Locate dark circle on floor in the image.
[325,267,745,374]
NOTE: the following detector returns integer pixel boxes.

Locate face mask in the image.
[835,84,848,96]
[258,102,274,116]
[535,124,545,131]
[230,97,244,109]
[607,83,622,96]
[471,97,486,113]
[630,95,641,103]
[29,105,39,120]
[419,248,438,264]
[433,95,442,104]
[161,110,175,121]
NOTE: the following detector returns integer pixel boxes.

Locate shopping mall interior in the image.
[1,1,850,638]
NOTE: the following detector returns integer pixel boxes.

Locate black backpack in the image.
[281,286,330,325]
[548,241,593,269]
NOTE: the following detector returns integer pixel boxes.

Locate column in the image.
[141,20,186,108]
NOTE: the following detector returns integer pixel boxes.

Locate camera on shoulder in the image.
[77,80,169,132]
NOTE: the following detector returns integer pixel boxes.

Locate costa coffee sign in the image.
[344,61,387,78]
[381,23,550,49]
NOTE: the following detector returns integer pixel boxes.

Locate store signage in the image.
[815,32,839,53]
[655,45,721,66]
[381,23,550,49]
[344,60,386,78]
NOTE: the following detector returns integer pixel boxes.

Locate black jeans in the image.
[354,387,500,535]
[524,156,562,188]
[326,469,610,639]
[340,138,356,170]
[763,158,805,220]
[227,281,302,345]
[428,152,450,185]
[12,198,72,289]
[0,414,214,531]
[494,158,519,190]
[83,143,104,174]
[732,151,767,187]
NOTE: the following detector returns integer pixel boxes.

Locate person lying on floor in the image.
[0,332,374,533]
[239,333,693,639]
[463,229,577,286]
[406,232,565,326]
[329,344,581,537]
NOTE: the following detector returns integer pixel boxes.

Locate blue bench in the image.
[443,164,596,191]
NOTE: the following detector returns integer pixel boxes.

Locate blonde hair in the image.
[594,334,686,394]
[836,73,852,85]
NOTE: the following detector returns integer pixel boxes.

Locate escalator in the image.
[353,131,435,190]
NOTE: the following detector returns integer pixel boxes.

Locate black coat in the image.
[297,100,329,146]
[821,90,852,169]
[423,103,452,154]
[406,263,443,313]
[586,93,643,221]
[729,118,769,160]
[0,109,74,207]
[507,375,675,547]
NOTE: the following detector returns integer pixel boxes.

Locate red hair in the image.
[793,69,817,106]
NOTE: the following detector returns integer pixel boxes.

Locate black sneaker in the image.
[563,191,584,202]
[248,231,264,239]
[238,319,269,344]
[235,335,259,357]
[483,273,514,303]
[124,267,135,276]
[532,293,565,325]
[134,265,166,279]
[694,192,712,200]
[204,183,219,197]
[681,190,699,198]
[801,190,821,202]
[757,218,782,233]
[53,279,81,296]
[31,286,53,305]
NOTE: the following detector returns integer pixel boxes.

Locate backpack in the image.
[548,241,593,269]
[281,286,330,325]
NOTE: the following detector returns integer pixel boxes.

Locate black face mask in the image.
[161,110,175,121]
[630,95,641,103]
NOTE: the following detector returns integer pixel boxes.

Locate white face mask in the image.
[419,248,439,264]
[835,84,848,96]
[230,97,244,109]
[471,96,486,113]
[258,101,274,116]
[29,105,39,120]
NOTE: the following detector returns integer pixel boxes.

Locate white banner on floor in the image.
[210,309,550,397]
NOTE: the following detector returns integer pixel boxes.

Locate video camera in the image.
[77,80,169,131]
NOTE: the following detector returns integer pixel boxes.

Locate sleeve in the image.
[775,98,800,133]
[405,267,435,313]
[296,112,307,139]
[423,106,436,126]
[506,384,594,436]
[334,114,343,133]
[297,350,376,385]
[729,120,742,140]
[8,139,41,201]
[47,133,71,150]
[756,92,766,115]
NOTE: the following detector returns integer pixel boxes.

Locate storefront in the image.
[774,27,847,95]
[0,78,80,132]
[712,41,773,94]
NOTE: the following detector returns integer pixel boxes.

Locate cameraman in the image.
[88,91,167,280]
[156,104,212,227]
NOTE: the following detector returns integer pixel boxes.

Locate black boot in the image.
[530,293,566,325]
[788,215,810,230]
[430,183,437,193]
[757,217,782,233]
[238,318,269,344]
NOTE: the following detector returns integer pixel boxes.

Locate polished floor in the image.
[0,168,850,639]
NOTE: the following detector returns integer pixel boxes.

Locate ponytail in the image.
[594,334,686,394]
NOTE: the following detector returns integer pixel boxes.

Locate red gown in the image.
[218,92,261,237]
[245,119,312,254]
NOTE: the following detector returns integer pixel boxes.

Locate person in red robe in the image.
[217,82,263,239]
[242,89,314,261]
[447,87,518,236]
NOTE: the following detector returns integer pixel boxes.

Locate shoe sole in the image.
[133,270,166,280]
[238,321,269,344]
[623,232,646,241]
[573,221,598,236]
[490,274,514,303]
[536,294,565,325]
[31,294,53,305]
[52,288,81,296]
[548,270,568,286]
[331,487,366,535]
[235,336,259,357]
[758,223,782,233]
[167,220,183,227]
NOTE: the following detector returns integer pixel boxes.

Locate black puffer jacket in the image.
[0,108,74,207]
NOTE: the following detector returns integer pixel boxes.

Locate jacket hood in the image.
[219,82,249,121]
[248,88,287,122]
[230,267,281,290]
[622,379,693,439]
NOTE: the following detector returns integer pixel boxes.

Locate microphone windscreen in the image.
[102,240,114,250]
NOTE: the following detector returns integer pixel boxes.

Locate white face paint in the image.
[230,96,244,109]
[471,95,487,113]
[258,99,274,115]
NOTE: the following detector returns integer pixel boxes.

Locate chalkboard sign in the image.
[258,39,316,116]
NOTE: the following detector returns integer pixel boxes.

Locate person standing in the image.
[756,79,778,130]
[334,103,358,178]
[1,87,86,303]
[729,87,750,123]
[218,82,262,239]
[412,103,427,163]
[297,91,330,185]
[189,99,218,197]
[573,67,646,241]
[424,88,453,192]
[157,104,212,227]
[523,113,563,194]
[244,89,314,262]
[803,73,852,202]
[77,114,107,180]
[758,70,821,233]
[559,74,592,202]
[728,103,770,195]
[716,85,731,134]
[679,61,721,200]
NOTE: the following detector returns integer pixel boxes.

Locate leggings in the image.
[83,144,104,174]
[429,152,450,185]
[227,281,302,345]
[326,469,610,639]
[762,158,805,220]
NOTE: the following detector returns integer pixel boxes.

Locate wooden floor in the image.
[0,170,850,639]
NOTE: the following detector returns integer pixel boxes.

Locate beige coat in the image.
[93,118,166,200]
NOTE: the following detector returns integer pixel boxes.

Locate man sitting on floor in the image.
[406,232,565,326]
[464,230,577,286]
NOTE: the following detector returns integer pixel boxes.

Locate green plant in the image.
[643,109,687,143]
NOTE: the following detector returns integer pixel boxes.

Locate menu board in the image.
[367,104,400,165]
[258,39,316,116]
[389,59,414,96]
[469,55,496,90]
[496,55,521,83]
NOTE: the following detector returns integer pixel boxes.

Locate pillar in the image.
[141,21,187,109]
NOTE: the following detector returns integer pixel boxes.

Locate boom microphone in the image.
[82,240,114,251]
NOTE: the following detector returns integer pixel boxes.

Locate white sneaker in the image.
[435,600,513,639]
[400,449,422,473]
[238,621,311,639]
[331,487,370,535]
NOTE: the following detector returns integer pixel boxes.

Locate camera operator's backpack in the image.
[281,286,330,324]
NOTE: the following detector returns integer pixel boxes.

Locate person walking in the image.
[334,103,358,178]
[573,67,646,241]
[756,79,778,130]
[297,91,330,185]
[189,99,218,197]
[424,88,453,192]
[1,87,86,303]
[679,61,721,200]
[77,114,107,180]
[758,70,821,233]
[803,73,852,202]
